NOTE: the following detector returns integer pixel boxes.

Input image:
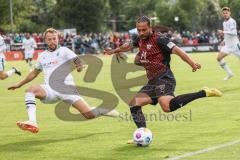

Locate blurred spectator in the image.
[3,30,240,53]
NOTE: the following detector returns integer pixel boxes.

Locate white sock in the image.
[25,92,36,123]
[90,107,112,116]
[219,59,233,76]
[6,69,15,77]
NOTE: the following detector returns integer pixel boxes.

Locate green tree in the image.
[120,0,159,30]
[55,0,108,33]
[0,0,12,31]
[200,0,221,31]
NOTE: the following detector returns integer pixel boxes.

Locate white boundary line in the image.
[167,139,240,160]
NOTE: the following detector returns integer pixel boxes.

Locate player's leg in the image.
[0,71,8,80]
[128,92,153,128]
[28,51,34,71]
[0,69,22,80]
[231,44,240,67]
[29,58,33,67]
[71,96,119,119]
[25,55,28,63]
[128,70,175,129]
[155,69,222,112]
[25,52,31,71]
[17,85,47,133]
[28,58,33,71]
[126,92,152,144]
[217,50,233,80]
[27,58,33,71]
[0,56,21,80]
[158,87,222,112]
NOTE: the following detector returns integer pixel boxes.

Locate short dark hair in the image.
[136,16,151,26]
[222,7,230,12]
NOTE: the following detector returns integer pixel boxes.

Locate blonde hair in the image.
[222,7,230,12]
[43,28,58,39]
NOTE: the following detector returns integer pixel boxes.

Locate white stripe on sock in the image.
[25,92,36,123]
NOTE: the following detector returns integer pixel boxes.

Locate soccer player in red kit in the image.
[104,16,223,143]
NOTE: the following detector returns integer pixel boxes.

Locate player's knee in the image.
[217,56,222,62]
[159,102,171,113]
[0,75,5,80]
[0,72,5,80]
[217,53,225,62]
[129,98,142,106]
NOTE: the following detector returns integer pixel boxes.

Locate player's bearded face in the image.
[26,33,30,39]
[45,33,59,50]
[222,10,230,20]
[136,22,151,39]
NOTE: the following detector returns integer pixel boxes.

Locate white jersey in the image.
[35,47,77,85]
[223,17,240,46]
[22,37,37,52]
[0,35,6,54]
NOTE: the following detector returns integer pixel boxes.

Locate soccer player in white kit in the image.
[0,29,21,80]
[217,7,240,80]
[22,33,37,71]
[8,28,119,133]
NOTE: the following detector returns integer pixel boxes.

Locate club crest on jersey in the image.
[140,51,147,60]
[146,44,152,50]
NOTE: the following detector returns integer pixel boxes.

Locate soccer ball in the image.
[133,127,153,147]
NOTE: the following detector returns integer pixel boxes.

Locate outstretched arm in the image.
[8,69,41,90]
[104,42,134,55]
[172,46,201,72]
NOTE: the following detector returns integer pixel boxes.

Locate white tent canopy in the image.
[128,28,138,35]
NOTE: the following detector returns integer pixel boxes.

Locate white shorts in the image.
[0,54,5,71]
[24,50,34,59]
[220,43,240,57]
[40,84,83,105]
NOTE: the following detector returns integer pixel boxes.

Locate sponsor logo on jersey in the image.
[146,44,152,50]
[42,60,59,67]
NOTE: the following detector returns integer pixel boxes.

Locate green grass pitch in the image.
[0,52,239,160]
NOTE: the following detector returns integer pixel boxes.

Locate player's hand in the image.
[76,65,86,72]
[191,63,201,72]
[217,30,224,36]
[8,84,21,90]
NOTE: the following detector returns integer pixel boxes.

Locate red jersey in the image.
[133,32,176,80]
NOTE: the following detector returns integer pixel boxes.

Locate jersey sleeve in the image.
[63,47,78,60]
[35,57,43,71]
[157,36,176,54]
